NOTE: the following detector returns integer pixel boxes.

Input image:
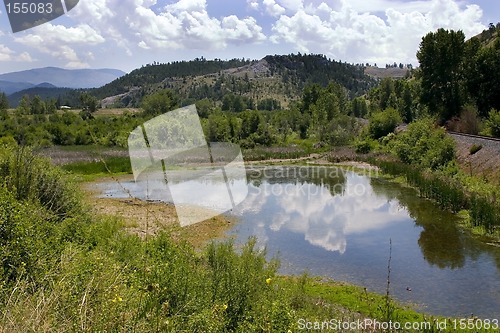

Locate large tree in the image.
[417,28,466,121]
[467,38,500,116]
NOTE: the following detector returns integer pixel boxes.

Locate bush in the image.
[369,108,401,139]
[355,139,374,154]
[484,109,500,138]
[391,118,455,170]
[469,144,482,155]
[0,146,83,220]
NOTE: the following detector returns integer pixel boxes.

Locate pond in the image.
[93,165,500,319]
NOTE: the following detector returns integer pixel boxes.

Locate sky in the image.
[0,0,497,74]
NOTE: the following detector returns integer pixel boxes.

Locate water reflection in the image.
[369,178,467,270]
[235,168,409,254]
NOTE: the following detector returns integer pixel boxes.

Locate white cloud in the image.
[277,0,303,12]
[247,0,260,10]
[13,24,104,67]
[263,0,286,17]
[0,44,33,62]
[18,52,33,62]
[270,0,486,65]
[69,0,265,52]
[0,45,14,61]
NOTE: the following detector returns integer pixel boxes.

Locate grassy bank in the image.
[359,158,500,241]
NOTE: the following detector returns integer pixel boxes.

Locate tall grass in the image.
[0,145,83,220]
[366,158,499,234]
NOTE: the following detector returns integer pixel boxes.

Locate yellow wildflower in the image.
[266,278,272,285]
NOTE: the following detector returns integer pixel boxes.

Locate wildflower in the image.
[223,304,228,310]
[266,278,272,285]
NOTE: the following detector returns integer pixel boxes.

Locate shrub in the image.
[391,118,455,170]
[0,146,83,220]
[484,109,500,138]
[355,139,374,154]
[369,107,401,139]
[469,144,482,155]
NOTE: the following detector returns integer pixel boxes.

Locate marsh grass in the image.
[368,159,499,236]
[62,156,132,175]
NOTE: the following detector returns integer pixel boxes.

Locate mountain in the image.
[0,81,35,95]
[95,54,377,108]
[0,67,126,93]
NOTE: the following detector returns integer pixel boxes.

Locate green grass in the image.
[62,156,132,175]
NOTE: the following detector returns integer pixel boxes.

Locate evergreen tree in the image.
[0,92,8,111]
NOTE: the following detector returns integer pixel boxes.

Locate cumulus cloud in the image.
[247,0,260,10]
[270,0,486,65]
[0,44,33,62]
[69,0,265,52]
[0,45,14,61]
[263,0,286,17]
[14,24,104,68]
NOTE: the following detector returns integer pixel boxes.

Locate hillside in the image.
[364,66,410,79]
[471,23,500,48]
[96,54,377,108]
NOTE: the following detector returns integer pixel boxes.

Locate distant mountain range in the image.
[0,67,126,95]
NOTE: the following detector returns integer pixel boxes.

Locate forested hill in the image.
[263,54,374,95]
[93,58,250,99]
[93,54,377,108]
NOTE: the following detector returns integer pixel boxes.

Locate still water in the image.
[95,166,500,319]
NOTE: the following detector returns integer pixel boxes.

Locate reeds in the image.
[368,158,499,233]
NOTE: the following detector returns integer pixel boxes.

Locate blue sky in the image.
[0,0,497,73]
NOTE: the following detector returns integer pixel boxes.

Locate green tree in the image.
[30,95,46,115]
[379,78,395,110]
[17,95,30,115]
[351,97,368,118]
[417,28,466,121]
[392,118,455,169]
[400,83,414,123]
[141,89,178,116]
[79,92,99,113]
[369,107,401,139]
[195,98,214,118]
[0,92,8,111]
[470,42,500,116]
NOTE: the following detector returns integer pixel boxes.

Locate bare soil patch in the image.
[83,179,236,248]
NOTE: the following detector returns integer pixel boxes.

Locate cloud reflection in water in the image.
[234,172,409,253]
